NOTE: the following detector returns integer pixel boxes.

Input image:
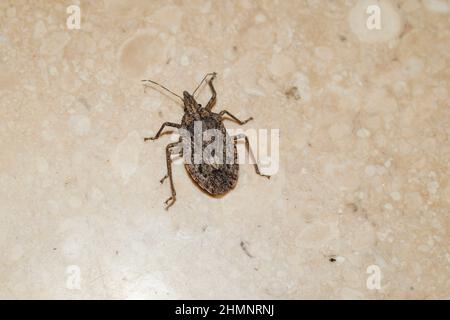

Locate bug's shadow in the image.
[157,131,175,138]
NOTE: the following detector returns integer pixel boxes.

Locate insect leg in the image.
[219,110,253,125]
[192,72,217,96]
[233,134,270,179]
[163,140,181,210]
[144,122,181,141]
[205,74,217,111]
[160,142,183,184]
[159,174,168,184]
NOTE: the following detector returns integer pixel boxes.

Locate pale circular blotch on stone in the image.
[403,57,424,78]
[49,66,58,76]
[62,236,83,259]
[180,55,189,66]
[348,0,404,43]
[357,128,371,138]
[119,32,168,79]
[384,159,392,168]
[268,53,295,78]
[254,13,267,23]
[111,131,142,183]
[427,181,439,194]
[423,0,450,13]
[393,81,409,96]
[69,114,91,136]
[390,191,402,201]
[36,157,49,173]
[365,165,377,177]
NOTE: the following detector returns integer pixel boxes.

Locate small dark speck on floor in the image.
[285,86,301,100]
[328,255,337,263]
[53,248,57,251]
[240,241,254,258]
[115,250,119,255]
[202,225,208,232]
[346,203,358,212]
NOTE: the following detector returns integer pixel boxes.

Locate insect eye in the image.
[198,104,202,108]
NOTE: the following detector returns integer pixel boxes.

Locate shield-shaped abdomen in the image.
[182,113,239,195]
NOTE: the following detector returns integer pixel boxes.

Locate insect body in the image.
[143,73,269,209]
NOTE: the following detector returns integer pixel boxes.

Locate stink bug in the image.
[142,73,270,210]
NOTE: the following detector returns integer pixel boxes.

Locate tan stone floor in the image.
[0,0,448,299]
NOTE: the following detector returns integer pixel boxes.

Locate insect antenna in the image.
[192,72,217,96]
[142,79,184,102]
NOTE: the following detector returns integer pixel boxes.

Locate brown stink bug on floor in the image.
[142,72,270,210]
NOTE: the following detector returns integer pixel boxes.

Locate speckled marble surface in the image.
[0,0,449,299]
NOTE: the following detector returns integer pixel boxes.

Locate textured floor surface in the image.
[0,0,449,299]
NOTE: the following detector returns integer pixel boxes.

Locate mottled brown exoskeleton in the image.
[142,73,270,210]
